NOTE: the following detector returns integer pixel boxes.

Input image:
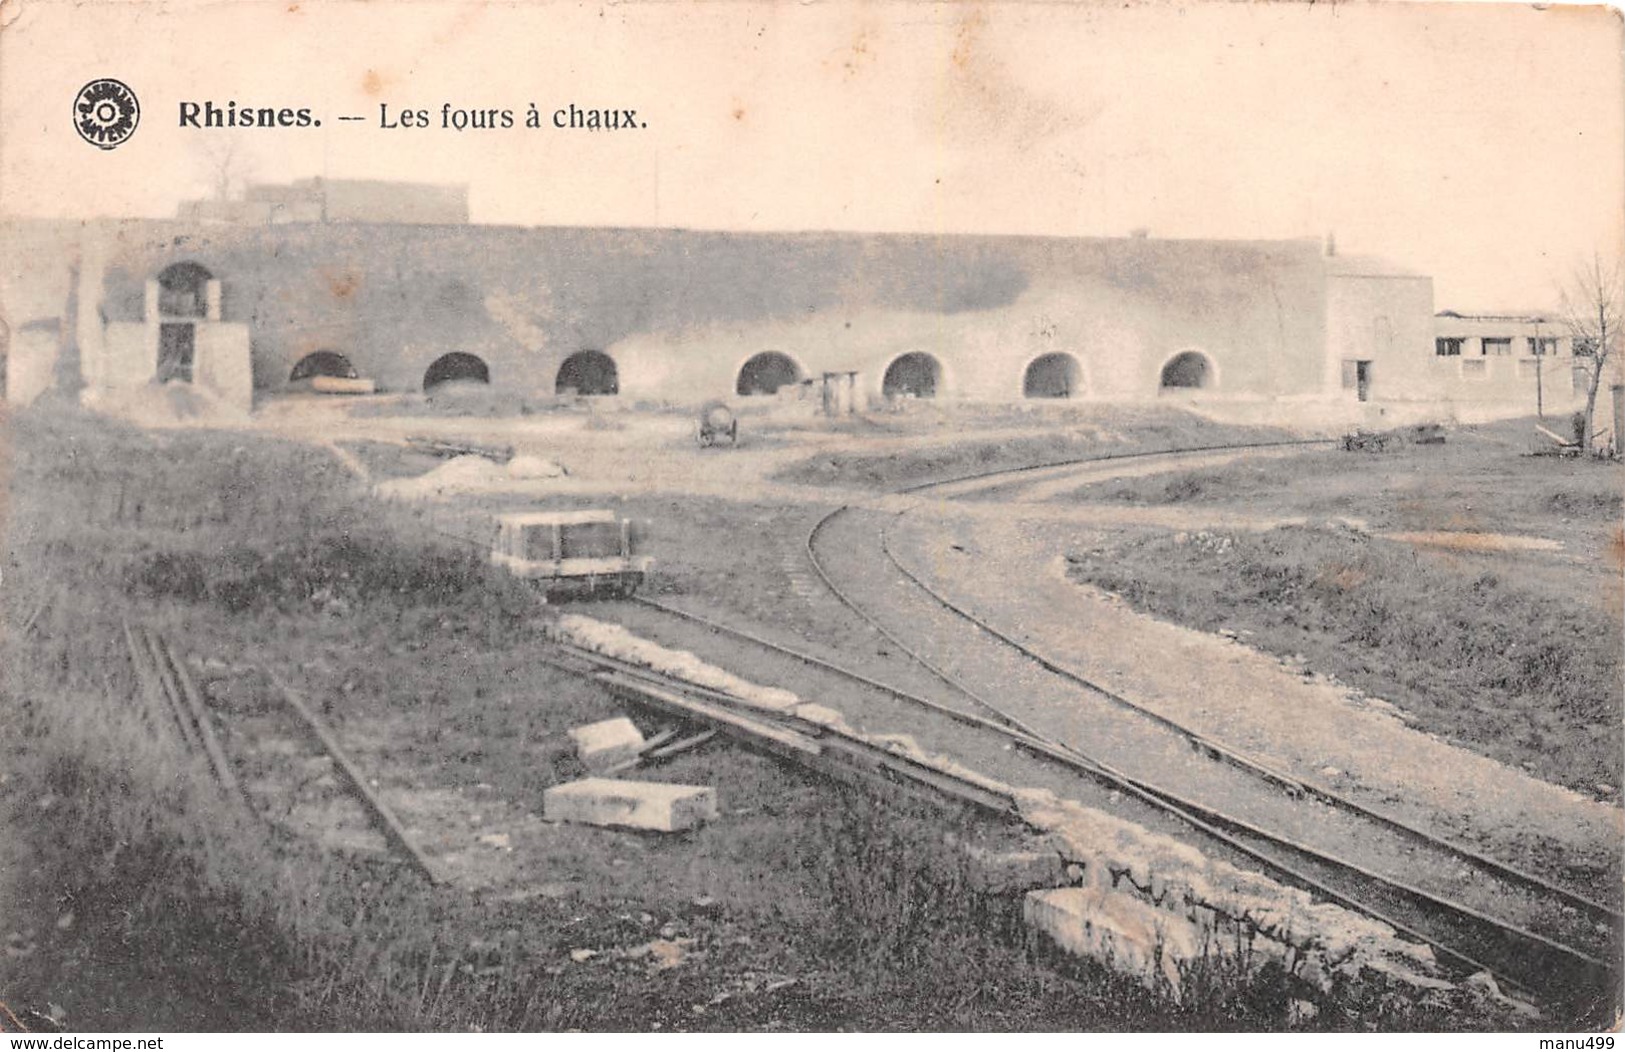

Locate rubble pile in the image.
[549,615,803,713]
[375,455,505,500]
[548,613,1531,1015]
[375,453,568,501]
[1013,787,1445,997]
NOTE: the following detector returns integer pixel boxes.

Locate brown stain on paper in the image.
[324,269,360,302]
[932,4,1084,149]
[842,25,875,78]
[951,7,987,70]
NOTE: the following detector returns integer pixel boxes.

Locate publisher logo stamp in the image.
[74,78,140,150]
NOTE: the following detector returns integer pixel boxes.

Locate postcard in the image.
[1,0,1620,1038]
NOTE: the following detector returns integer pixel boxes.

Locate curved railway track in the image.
[773,441,1620,1010]
[426,433,1617,1011]
[617,589,1611,1011]
[875,516,1616,920]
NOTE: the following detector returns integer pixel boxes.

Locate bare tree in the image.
[1556,252,1622,454]
[194,138,256,201]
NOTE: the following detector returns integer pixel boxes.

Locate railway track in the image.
[777,442,1618,1010]
[419,434,1616,1011]
[603,590,1612,1011]
[875,515,1616,920]
[890,438,1339,500]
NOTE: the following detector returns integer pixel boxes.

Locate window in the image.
[1482,338,1513,356]
[1435,338,1463,357]
[157,261,213,319]
[1574,337,1599,359]
[1528,337,1558,357]
[1575,366,1593,395]
[1461,359,1487,379]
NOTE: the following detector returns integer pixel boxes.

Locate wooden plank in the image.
[1535,424,1576,446]
[310,375,377,395]
[815,736,1019,819]
[153,632,241,793]
[264,668,442,884]
[601,728,685,773]
[591,671,822,755]
[405,436,514,462]
[572,659,1020,821]
[637,728,682,754]
[644,729,717,762]
[558,642,800,716]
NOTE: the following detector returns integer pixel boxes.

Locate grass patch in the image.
[122,528,529,616]
[1068,526,1622,799]
[1,405,1293,1032]
[773,407,1291,490]
[2,405,1558,1031]
[1063,419,1623,543]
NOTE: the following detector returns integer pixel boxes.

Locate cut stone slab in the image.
[1024,886,1201,998]
[568,717,646,773]
[963,844,1068,895]
[543,778,717,832]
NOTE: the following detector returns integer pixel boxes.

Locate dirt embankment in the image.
[773,406,1292,490]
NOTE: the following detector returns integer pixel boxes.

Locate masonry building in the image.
[0,182,1571,420]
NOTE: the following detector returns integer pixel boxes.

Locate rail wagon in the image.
[695,400,738,447]
[490,509,652,598]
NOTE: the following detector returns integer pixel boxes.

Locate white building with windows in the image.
[1430,311,1589,416]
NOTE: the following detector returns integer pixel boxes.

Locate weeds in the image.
[122,528,525,616]
[1065,420,1623,543]
[1070,526,1622,795]
[2,405,1549,1031]
[775,409,1287,489]
[13,406,1166,1031]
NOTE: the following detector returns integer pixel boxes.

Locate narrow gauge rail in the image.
[877,515,1620,922]
[781,440,1617,1010]
[606,593,1610,1011]
[869,443,1622,920]
[419,433,1616,1012]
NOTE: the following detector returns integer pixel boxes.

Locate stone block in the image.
[543,778,717,832]
[568,717,646,773]
[1025,886,1202,998]
[963,844,1068,895]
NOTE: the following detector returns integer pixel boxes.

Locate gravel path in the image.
[599,544,1611,971]
[882,507,1622,889]
[931,447,1314,503]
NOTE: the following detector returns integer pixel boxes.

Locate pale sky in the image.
[1,0,1621,309]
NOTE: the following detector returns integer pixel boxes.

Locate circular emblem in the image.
[74,78,140,150]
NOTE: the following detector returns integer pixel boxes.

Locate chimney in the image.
[1325,231,1338,257]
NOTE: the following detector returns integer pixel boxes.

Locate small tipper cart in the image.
[490,509,652,598]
